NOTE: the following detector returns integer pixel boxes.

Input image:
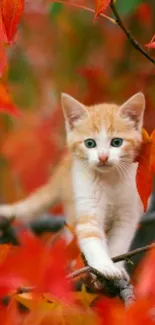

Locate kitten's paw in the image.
[88,262,122,291]
[87,262,129,291]
[116,263,130,282]
[92,261,123,281]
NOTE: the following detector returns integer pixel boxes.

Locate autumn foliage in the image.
[0,230,154,324]
[0,0,154,324]
[136,129,155,211]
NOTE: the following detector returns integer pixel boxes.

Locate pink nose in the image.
[99,154,108,163]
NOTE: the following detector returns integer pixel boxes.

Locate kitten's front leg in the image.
[107,208,142,280]
[76,213,124,280]
[73,160,125,281]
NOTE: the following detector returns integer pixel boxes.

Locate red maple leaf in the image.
[0,0,25,77]
[136,129,155,211]
[0,0,24,43]
[94,0,111,19]
[0,231,73,304]
[0,10,7,43]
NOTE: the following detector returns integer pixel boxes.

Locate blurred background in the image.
[0,0,155,219]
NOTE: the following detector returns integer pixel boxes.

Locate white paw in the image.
[116,262,130,282]
[91,260,127,281]
[88,262,129,291]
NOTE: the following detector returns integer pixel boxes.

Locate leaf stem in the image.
[52,0,116,24]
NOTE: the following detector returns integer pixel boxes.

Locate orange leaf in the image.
[136,128,155,211]
[1,0,24,43]
[0,83,20,117]
[94,0,111,18]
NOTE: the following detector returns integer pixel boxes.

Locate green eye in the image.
[84,139,96,148]
[111,138,123,147]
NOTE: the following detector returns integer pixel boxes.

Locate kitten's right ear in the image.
[61,93,88,129]
[119,92,145,130]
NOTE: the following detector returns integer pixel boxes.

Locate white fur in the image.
[62,93,145,281]
[72,155,143,280]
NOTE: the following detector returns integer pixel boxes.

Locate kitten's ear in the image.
[120,92,145,130]
[61,93,88,129]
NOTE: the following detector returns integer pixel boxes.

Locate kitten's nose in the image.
[99,154,108,163]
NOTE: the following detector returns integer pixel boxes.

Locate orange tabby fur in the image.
[0,93,145,281]
[0,97,143,226]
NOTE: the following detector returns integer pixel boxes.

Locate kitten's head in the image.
[61,92,145,173]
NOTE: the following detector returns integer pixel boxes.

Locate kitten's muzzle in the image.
[98,154,108,165]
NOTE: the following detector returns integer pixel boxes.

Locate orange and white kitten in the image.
[0,92,145,280]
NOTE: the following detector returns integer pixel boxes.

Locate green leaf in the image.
[115,0,145,16]
[49,3,63,19]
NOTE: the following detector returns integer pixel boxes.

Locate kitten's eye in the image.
[84,139,96,148]
[111,138,123,147]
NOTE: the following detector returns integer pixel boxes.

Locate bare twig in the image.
[67,243,155,279]
[110,0,155,65]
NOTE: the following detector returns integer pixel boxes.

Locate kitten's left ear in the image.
[120,92,145,130]
[61,93,88,129]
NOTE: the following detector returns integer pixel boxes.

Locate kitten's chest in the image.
[97,177,137,224]
[98,178,128,207]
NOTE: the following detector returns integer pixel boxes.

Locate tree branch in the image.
[110,0,155,66]
[114,279,136,307]
[67,243,155,279]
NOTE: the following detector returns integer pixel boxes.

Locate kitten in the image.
[0,92,145,280]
